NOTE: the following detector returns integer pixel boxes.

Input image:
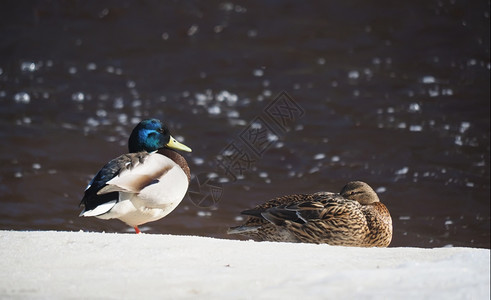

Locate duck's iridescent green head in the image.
[128,119,192,153]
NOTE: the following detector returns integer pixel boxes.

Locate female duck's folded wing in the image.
[258,193,345,224]
[227,192,338,236]
[259,207,301,226]
[295,198,364,222]
[260,200,327,225]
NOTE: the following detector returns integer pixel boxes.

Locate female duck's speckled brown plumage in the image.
[227,181,393,247]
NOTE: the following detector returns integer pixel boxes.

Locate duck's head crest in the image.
[340,181,380,205]
[128,119,192,153]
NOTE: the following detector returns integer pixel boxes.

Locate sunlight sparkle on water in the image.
[421,76,436,84]
[14,92,30,104]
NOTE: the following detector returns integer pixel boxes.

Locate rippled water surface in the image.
[0,1,489,248]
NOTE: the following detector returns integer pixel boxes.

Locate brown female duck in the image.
[227,181,392,247]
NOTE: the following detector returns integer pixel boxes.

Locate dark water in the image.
[0,1,489,248]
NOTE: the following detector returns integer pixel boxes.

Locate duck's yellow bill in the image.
[167,135,192,152]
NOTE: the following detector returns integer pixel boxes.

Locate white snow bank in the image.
[0,231,489,299]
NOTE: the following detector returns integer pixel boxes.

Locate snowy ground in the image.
[0,231,489,299]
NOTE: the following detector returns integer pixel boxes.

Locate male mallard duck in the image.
[228,181,392,247]
[79,119,192,233]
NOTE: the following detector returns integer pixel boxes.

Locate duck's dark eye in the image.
[346,191,362,197]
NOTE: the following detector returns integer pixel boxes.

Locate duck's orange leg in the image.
[134,226,141,234]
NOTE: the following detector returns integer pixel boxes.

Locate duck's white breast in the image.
[132,163,189,210]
